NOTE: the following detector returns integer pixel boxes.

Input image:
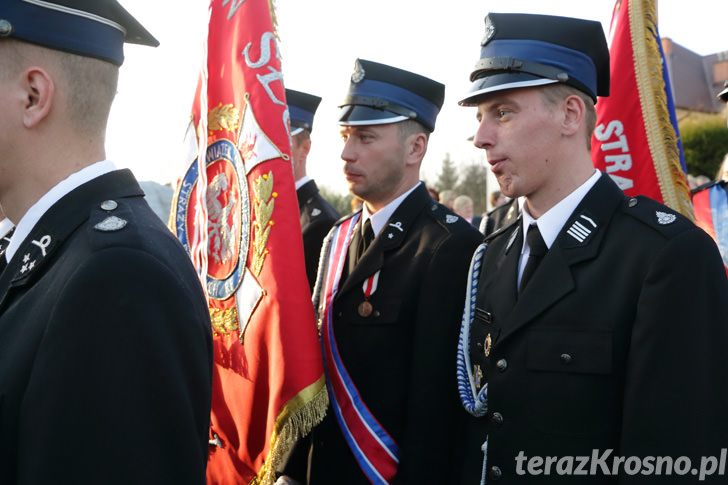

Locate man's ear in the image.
[301,137,312,157]
[23,67,54,129]
[405,132,428,166]
[561,94,585,137]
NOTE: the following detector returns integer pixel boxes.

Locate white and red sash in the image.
[319,214,400,484]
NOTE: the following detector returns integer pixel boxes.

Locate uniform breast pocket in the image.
[348,297,404,358]
[351,297,401,326]
[525,328,618,437]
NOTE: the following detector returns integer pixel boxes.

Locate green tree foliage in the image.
[679,113,728,178]
[455,162,489,214]
[319,186,355,215]
[434,153,459,193]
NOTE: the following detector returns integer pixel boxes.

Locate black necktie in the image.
[356,218,374,264]
[348,218,374,273]
[519,224,548,292]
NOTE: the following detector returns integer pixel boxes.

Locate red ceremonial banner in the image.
[591,0,694,220]
[170,1,327,483]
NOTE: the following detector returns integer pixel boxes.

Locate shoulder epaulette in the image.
[90,199,129,233]
[426,201,474,232]
[620,195,693,238]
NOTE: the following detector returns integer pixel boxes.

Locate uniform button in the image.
[560,353,573,364]
[496,358,507,371]
[490,411,504,426]
[628,197,638,207]
[489,466,502,480]
[0,19,12,37]
[100,200,118,211]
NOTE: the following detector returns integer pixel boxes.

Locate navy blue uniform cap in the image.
[286,89,322,135]
[459,13,609,105]
[338,59,445,132]
[0,0,158,66]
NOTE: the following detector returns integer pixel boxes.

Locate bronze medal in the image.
[358,300,373,317]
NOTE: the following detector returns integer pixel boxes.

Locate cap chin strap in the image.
[340,95,418,121]
[470,56,569,83]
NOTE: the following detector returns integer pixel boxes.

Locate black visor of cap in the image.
[338,105,409,126]
[459,72,559,106]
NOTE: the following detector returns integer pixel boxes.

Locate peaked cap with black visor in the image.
[286,89,322,136]
[0,0,158,66]
[338,59,445,133]
[459,13,610,106]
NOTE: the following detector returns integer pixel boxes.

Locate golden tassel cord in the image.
[630,0,695,220]
[250,377,329,485]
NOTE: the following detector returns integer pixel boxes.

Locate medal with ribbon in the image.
[358,271,380,318]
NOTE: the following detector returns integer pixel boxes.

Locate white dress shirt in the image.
[517,170,601,288]
[360,182,422,237]
[0,219,14,240]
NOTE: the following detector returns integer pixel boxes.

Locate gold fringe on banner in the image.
[269,0,279,42]
[250,377,329,485]
[630,0,695,220]
[247,4,328,484]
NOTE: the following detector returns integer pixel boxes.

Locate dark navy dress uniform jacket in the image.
[307,183,482,484]
[297,179,340,292]
[0,170,213,484]
[461,174,728,484]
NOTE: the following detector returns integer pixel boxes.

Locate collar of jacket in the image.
[0,170,143,304]
[337,183,432,296]
[296,179,319,208]
[482,173,624,346]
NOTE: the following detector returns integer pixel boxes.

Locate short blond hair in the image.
[397,119,431,142]
[0,39,118,137]
[540,83,596,149]
[55,50,119,137]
